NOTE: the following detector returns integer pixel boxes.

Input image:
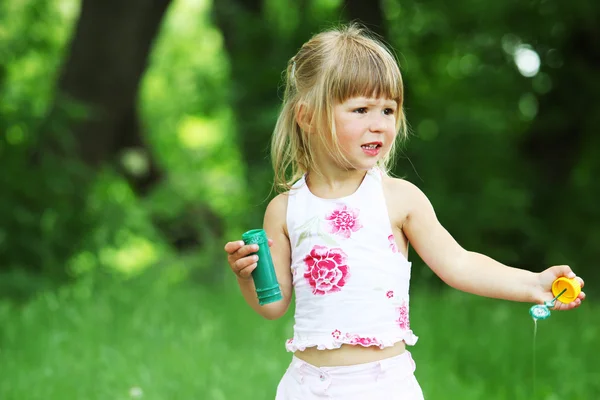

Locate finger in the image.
[552,265,574,278]
[268,238,274,247]
[555,289,585,310]
[238,263,257,279]
[234,254,259,273]
[552,299,566,310]
[555,301,574,311]
[233,244,259,259]
[576,276,584,289]
[567,296,584,310]
[224,240,245,254]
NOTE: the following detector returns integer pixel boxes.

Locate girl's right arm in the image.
[223,193,293,320]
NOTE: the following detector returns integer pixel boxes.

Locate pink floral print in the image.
[386,290,394,299]
[388,234,398,253]
[331,330,383,347]
[346,333,382,347]
[325,204,363,239]
[396,302,409,330]
[304,245,350,295]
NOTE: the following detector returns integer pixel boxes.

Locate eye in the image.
[353,107,368,114]
[383,108,396,116]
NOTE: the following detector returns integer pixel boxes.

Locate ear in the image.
[296,103,313,133]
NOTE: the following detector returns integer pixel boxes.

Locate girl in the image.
[223,24,586,399]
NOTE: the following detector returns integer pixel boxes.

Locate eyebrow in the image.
[347,98,397,107]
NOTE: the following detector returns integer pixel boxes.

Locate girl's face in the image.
[331,96,398,171]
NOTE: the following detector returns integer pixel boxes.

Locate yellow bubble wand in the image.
[529,277,581,320]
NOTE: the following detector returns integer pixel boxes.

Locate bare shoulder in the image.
[382,175,419,193]
[381,176,433,223]
[266,192,289,211]
[382,176,427,204]
[264,192,289,235]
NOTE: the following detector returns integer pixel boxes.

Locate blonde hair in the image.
[271,23,407,192]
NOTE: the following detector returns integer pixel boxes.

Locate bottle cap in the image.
[242,229,268,245]
[551,277,581,304]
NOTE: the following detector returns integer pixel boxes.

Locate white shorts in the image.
[275,351,425,399]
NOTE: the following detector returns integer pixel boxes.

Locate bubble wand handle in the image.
[529,287,567,320]
[544,288,567,308]
[242,229,283,306]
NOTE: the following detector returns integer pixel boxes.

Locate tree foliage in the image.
[1,0,598,297]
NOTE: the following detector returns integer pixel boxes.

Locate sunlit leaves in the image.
[513,45,540,77]
[177,115,223,151]
[99,235,159,276]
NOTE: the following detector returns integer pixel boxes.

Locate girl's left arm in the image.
[397,179,585,309]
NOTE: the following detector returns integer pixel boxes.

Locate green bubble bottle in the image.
[241,229,283,306]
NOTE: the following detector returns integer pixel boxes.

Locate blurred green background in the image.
[1,0,598,399]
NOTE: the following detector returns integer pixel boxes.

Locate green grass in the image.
[0,275,597,400]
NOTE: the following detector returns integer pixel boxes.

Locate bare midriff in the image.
[293,340,406,367]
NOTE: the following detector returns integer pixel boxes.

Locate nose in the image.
[369,114,387,133]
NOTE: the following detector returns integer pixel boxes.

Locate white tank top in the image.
[285,167,418,352]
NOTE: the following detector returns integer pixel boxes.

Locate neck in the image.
[308,168,364,186]
[308,149,371,186]
[306,166,370,199]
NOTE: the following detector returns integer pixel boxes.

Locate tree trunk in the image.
[212,0,271,174]
[47,0,172,193]
[15,0,173,279]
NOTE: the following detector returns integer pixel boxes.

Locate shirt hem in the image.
[284,331,418,352]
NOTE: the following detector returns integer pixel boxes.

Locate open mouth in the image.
[361,142,382,150]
